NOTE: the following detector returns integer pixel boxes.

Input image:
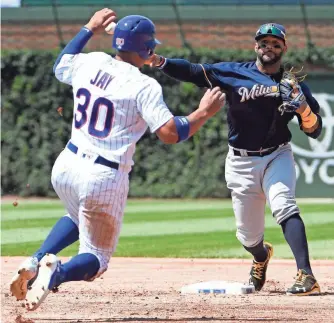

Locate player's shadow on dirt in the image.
[35,317,308,322]
[267,290,334,296]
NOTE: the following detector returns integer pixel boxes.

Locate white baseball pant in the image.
[225,143,300,248]
[51,147,129,278]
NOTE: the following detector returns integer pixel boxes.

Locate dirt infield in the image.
[2,257,334,323]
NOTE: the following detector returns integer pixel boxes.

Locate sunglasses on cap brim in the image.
[256,25,286,41]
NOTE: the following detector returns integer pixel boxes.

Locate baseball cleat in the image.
[249,242,273,291]
[10,257,39,300]
[286,269,320,296]
[25,253,61,311]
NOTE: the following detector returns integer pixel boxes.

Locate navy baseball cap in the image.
[255,23,286,42]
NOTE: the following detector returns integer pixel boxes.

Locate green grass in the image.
[1,199,334,259]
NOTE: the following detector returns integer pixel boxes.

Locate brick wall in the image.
[2,21,333,50]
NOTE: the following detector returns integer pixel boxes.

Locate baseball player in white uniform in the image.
[9,8,225,311]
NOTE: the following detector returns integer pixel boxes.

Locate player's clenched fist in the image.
[199,87,226,117]
[85,8,117,33]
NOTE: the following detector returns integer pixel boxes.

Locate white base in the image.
[181,280,255,295]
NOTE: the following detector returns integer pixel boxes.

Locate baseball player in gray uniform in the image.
[147,23,322,296]
[9,8,225,311]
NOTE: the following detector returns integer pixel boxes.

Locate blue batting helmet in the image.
[112,15,161,59]
[255,23,286,42]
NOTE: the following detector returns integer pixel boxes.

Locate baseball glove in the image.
[278,67,307,115]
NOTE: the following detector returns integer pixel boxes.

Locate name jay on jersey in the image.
[90,70,113,91]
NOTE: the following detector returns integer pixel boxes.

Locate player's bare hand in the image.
[144,54,161,67]
[199,87,226,117]
[85,8,117,33]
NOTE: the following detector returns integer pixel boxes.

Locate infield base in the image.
[181,280,255,295]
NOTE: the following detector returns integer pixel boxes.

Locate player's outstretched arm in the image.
[156,87,225,144]
[53,8,116,77]
[146,54,212,88]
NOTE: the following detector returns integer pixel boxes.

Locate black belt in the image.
[67,142,119,170]
[232,143,288,157]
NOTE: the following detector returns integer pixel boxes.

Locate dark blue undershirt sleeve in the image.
[53,27,93,74]
[309,115,322,139]
[300,82,320,114]
[161,58,213,88]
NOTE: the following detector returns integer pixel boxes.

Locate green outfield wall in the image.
[3,5,334,22]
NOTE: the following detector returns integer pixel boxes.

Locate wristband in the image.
[298,105,318,129]
[157,56,167,69]
[174,116,190,142]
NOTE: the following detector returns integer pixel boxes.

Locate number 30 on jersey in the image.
[75,87,114,138]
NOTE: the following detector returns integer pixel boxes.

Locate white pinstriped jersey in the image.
[55,52,173,167]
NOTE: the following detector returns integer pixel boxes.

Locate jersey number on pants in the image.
[75,88,114,138]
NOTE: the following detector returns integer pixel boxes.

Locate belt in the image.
[67,142,119,170]
[232,142,288,157]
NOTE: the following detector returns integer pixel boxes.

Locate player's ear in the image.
[254,42,259,53]
[283,43,288,54]
[148,48,155,57]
